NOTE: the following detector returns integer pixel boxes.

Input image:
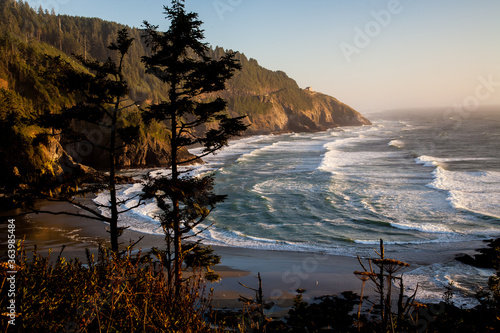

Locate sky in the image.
[26,0,500,114]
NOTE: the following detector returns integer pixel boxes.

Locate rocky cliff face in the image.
[117,136,195,169]
[63,134,195,170]
[237,90,371,134]
[209,53,371,135]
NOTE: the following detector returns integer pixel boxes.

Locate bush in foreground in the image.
[1,244,213,332]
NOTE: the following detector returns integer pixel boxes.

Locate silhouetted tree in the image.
[2,28,143,253]
[51,28,143,252]
[141,0,248,286]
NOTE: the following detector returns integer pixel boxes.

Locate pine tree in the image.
[52,28,142,252]
[2,28,143,253]
[141,0,248,286]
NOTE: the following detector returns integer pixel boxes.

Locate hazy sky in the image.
[27,0,500,113]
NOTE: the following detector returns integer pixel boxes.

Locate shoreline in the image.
[1,201,490,313]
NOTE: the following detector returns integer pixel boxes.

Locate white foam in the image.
[415,155,440,167]
[198,226,317,252]
[354,238,452,246]
[89,120,498,311]
[236,138,326,164]
[319,144,394,175]
[188,135,273,169]
[430,167,500,219]
[416,155,493,168]
[413,156,500,220]
[389,221,453,234]
[404,262,494,309]
[388,139,405,149]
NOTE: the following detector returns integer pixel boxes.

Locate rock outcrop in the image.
[63,134,195,170]
[237,90,371,134]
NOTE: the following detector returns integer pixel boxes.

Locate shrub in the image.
[0,243,214,332]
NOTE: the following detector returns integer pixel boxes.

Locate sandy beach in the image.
[1,199,487,316]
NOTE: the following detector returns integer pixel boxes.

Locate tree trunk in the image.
[170,87,183,290]
[109,104,119,253]
[379,240,386,331]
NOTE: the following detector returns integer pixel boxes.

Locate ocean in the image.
[96,107,500,306]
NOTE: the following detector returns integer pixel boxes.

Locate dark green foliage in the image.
[416,302,499,333]
[141,2,248,156]
[0,244,214,332]
[227,55,296,95]
[219,52,315,115]
[228,95,273,115]
[0,0,149,112]
[274,87,314,112]
[0,78,106,209]
[0,29,80,203]
[0,89,41,190]
[286,291,359,333]
[142,176,226,233]
[183,243,221,282]
[0,0,150,100]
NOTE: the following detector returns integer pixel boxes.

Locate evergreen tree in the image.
[50,28,142,252]
[141,0,248,286]
[2,28,143,253]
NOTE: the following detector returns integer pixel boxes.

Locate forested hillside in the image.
[0,0,370,176]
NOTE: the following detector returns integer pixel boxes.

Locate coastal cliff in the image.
[204,49,371,136]
[231,90,371,134]
[0,1,370,173]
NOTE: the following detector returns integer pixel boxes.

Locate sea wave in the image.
[236,137,326,164]
[437,170,500,219]
[423,165,500,220]
[353,237,463,246]
[318,137,385,174]
[413,155,500,220]
[197,226,357,256]
[405,262,494,309]
[415,155,493,168]
[87,114,500,311]
[388,139,405,148]
[389,221,453,234]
